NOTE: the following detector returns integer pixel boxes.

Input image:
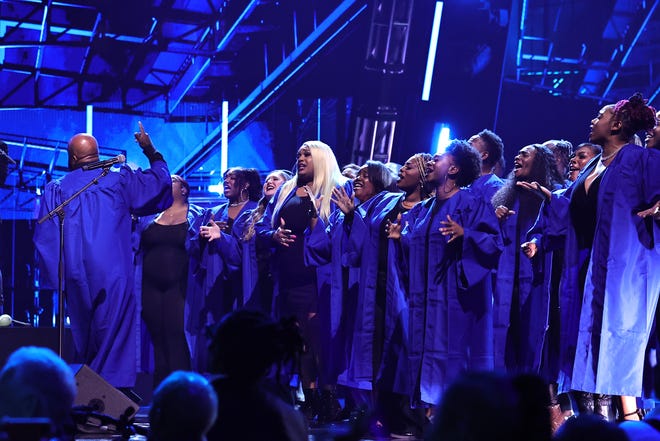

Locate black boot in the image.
[317,388,343,425]
[548,384,572,434]
[594,394,616,422]
[570,391,594,416]
[299,388,319,424]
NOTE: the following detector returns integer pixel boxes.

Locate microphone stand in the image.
[37,167,112,358]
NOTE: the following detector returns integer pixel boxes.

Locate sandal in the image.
[621,408,646,421]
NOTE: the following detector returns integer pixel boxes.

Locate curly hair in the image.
[543,139,573,178]
[612,92,657,141]
[491,144,563,210]
[446,139,482,187]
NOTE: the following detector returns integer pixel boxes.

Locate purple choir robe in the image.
[470,173,504,204]
[493,191,551,374]
[34,160,172,387]
[304,207,355,384]
[526,188,571,383]
[186,200,257,371]
[221,206,279,314]
[571,145,660,396]
[399,189,502,405]
[337,191,408,391]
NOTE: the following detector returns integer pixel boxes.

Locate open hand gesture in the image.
[517,181,551,201]
[385,213,403,240]
[439,214,464,243]
[331,186,355,215]
[273,218,296,247]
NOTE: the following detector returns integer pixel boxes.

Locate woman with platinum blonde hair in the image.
[256,140,350,423]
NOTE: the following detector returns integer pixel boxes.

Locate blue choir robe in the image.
[304,207,355,384]
[526,188,571,383]
[470,173,504,204]
[399,189,502,405]
[337,191,409,391]
[132,203,206,374]
[34,160,172,387]
[571,145,660,396]
[493,192,550,374]
[187,200,257,371]
[221,207,275,313]
[526,186,590,393]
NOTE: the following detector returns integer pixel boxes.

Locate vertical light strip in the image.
[86,104,93,134]
[436,125,451,154]
[221,100,229,172]
[422,1,443,101]
[317,98,321,140]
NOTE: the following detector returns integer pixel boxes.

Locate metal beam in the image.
[166,0,260,116]
[600,0,659,101]
[172,0,368,176]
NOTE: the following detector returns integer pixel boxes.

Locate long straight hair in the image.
[271,141,347,225]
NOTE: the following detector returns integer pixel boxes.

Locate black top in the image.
[276,193,317,288]
[141,221,188,288]
[570,173,603,250]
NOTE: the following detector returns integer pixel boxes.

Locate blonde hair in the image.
[271,141,346,225]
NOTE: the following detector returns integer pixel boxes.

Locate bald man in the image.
[34,123,172,388]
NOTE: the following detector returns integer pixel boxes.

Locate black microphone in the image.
[81,154,126,171]
[0,145,16,165]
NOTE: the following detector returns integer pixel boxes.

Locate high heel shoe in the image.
[621,408,645,421]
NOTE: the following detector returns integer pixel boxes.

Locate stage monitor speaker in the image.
[71,364,139,420]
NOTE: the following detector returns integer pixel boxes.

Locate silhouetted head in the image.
[207,309,304,383]
[149,371,218,441]
[0,346,77,437]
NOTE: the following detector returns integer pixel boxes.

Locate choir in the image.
[33,93,660,436]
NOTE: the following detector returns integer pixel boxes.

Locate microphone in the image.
[0,314,31,327]
[0,147,16,165]
[82,154,126,171]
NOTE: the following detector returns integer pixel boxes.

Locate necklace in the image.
[442,183,457,194]
[229,200,247,207]
[163,204,187,216]
[600,148,621,163]
[401,199,417,209]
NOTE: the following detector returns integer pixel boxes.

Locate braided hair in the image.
[612,92,657,141]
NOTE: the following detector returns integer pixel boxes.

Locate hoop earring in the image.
[241,187,249,202]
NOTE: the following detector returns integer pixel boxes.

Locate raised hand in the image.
[273,218,296,247]
[495,205,516,220]
[200,221,222,242]
[134,121,157,157]
[516,181,551,201]
[331,186,355,215]
[637,200,660,219]
[439,214,464,243]
[385,213,403,240]
[214,220,229,232]
[302,185,322,218]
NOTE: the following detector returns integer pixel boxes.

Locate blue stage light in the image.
[422,2,444,102]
